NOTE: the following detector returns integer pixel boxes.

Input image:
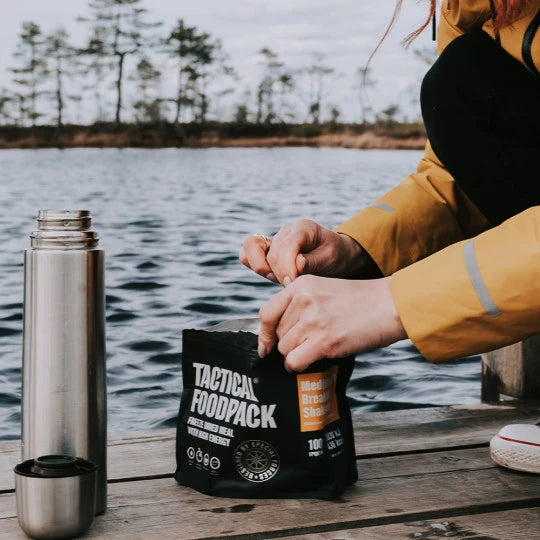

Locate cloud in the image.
[265,0,350,15]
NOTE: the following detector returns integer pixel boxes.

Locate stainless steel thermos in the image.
[21,210,107,515]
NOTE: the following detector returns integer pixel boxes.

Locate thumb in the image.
[296,246,329,276]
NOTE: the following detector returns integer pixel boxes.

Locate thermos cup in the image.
[15,455,97,539]
[21,210,107,515]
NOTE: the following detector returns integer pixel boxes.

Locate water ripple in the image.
[128,340,172,352]
[107,311,138,323]
[184,302,234,314]
[147,353,181,365]
[137,261,161,270]
[118,280,167,290]
[0,327,21,336]
[1,313,22,321]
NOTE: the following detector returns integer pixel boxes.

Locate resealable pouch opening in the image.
[174,324,358,499]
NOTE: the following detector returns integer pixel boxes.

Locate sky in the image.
[0,0,438,124]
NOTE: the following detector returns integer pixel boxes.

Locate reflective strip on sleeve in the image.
[463,240,501,318]
[370,203,394,213]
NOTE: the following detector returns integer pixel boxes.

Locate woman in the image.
[240,0,540,473]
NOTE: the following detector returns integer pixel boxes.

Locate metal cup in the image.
[15,455,97,539]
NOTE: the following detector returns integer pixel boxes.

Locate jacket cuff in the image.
[334,178,466,277]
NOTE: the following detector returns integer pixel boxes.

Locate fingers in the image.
[275,295,323,372]
[284,338,324,372]
[299,243,337,276]
[266,220,319,285]
[266,233,300,285]
[239,236,274,281]
[296,254,306,274]
[275,305,300,343]
[258,285,293,358]
[259,275,323,372]
[275,288,310,340]
[240,220,329,286]
[276,319,305,358]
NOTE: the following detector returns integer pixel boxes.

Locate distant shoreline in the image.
[0,123,427,151]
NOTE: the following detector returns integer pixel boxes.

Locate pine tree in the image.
[303,53,334,125]
[277,72,295,122]
[256,48,283,124]
[356,66,376,126]
[79,0,160,124]
[131,57,162,122]
[195,40,235,123]
[380,104,400,127]
[163,19,221,124]
[0,90,15,125]
[10,22,47,126]
[79,26,112,122]
[44,28,77,127]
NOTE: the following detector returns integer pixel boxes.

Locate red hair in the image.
[403,0,436,47]
[365,0,436,71]
[365,0,532,71]
[490,0,533,34]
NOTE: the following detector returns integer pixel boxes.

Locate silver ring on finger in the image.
[253,233,273,250]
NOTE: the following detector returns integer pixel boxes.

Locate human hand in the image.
[257,275,407,371]
[239,219,366,286]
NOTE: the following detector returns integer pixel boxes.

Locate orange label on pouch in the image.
[296,366,340,432]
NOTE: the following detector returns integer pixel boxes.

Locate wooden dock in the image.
[1,401,539,539]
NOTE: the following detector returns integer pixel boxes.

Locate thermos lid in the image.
[35,455,77,469]
[15,455,97,478]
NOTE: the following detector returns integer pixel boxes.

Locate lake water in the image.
[0,147,480,440]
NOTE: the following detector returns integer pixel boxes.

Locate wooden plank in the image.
[351,401,540,456]
[482,337,540,400]
[0,429,176,493]
[1,447,539,538]
[0,446,497,518]
[0,445,494,518]
[1,402,538,492]
[274,507,540,539]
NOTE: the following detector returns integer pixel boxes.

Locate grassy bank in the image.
[0,122,427,150]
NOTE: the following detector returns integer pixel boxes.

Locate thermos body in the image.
[21,210,107,515]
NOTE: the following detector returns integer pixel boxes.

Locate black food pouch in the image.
[175,322,358,498]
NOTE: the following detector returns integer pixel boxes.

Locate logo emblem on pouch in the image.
[187,447,195,460]
[233,440,280,482]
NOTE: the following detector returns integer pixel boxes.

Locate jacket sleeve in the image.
[391,207,540,362]
[334,142,490,276]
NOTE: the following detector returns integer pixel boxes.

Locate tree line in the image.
[0,0,432,128]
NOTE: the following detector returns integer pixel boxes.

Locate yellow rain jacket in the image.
[335,0,540,362]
